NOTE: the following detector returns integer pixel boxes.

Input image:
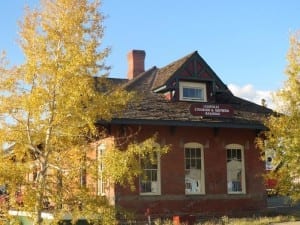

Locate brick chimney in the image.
[127,50,145,80]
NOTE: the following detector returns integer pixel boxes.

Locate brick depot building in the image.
[97,50,272,219]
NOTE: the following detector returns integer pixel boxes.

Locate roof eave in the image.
[97,118,267,130]
[152,85,167,93]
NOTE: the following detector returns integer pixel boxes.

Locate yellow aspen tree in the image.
[257,32,300,201]
[0,1,168,224]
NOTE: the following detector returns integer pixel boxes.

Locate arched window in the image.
[184,142,205,194]
[140,143,161,195]
[226,144,246,194]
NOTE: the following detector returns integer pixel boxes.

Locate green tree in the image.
[257,32,300,201]
[0,1,168,224]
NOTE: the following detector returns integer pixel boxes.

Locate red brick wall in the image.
[111,124,266,218]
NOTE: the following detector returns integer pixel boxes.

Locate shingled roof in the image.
[152,52,194,89]
[99,51,272,130]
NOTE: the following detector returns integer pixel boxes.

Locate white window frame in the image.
[97,143,107,196]
[226,144,246,194]
[179,81,207,102]
[140,144,161,196]
[184,142,205,195]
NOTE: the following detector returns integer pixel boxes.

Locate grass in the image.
[201,215,296,225]
[150,196,300,225]
[152,215,297,225]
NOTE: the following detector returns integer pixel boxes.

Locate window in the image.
[80,167,87,187]
[80,154,87,187]
[97,143,107,196]
[226,144,246,194]
[179,81,207,102]
[184,143,205,194]
[140,145,161,195]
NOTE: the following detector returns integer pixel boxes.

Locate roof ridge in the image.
[160,51,197,71]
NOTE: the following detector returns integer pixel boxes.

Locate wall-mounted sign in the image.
[190,103,234,117]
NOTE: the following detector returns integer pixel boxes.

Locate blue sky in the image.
[1,1,300,108]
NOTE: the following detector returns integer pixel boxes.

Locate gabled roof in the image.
[152,51,230,93]
[99,51,273,130]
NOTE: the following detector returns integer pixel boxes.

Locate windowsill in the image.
[227,192,246,195]
[96,192,106,196]
[180,98,206,102]
[185,192,205,195]
[140,192,161,196]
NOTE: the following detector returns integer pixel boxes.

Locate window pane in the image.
[141,181,152,193]
[185,149,190,158]
[183,88,189,97]
[191,159,196,168]
[196,89,202,98]
[141,160,149,168]
[196,159,201,169]
[185,159,190,169]
[232,149,236,159]
[237,150,241,161]
[191,149,195,158]
[152,170,157,181]
[183,87,203,99]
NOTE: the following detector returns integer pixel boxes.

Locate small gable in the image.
[152,51,230,103]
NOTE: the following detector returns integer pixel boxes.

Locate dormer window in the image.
[179,81,207,102]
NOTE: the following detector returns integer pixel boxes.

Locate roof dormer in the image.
[152,51,230,103]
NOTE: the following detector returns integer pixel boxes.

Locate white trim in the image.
[184,142,205,195]
[97,144,106,196]
[179,81,207,102]
[153,85,167,93]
